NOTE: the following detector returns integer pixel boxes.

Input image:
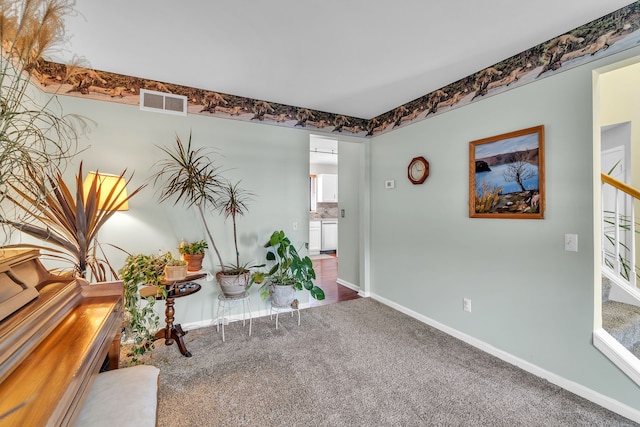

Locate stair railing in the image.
[601,173,639,289]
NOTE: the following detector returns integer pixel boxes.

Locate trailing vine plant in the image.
[118,251,174,364]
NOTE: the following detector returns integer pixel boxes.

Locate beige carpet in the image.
[128,298,637,427]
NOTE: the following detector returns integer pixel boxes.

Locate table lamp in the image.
[83,171,129,211]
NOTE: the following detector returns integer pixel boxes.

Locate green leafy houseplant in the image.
[252,230,325,301]
[152,132,226,269]
[216,179,256,273]
[164,257,187,281]
[118,251,175,364]
[153,132,260,283]
[178,240,208,255]
[178,239,207,271]
[214,179,263,296]
[166,258,187,266]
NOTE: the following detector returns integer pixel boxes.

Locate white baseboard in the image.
[605,272,640,308]
[181,302,314,332]
[336,278,359,292]
[593,328,640,387]
[370,293,640,424]
[182,318,216,331]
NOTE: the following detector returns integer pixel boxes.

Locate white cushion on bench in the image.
[75,365,160,427]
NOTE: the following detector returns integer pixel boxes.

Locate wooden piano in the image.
[0,249,123,426]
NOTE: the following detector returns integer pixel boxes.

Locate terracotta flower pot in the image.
[164,264,188,281]
[183,254,204,271]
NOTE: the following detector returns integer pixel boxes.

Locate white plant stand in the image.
[215,291,252,342]
[270,300,300,330]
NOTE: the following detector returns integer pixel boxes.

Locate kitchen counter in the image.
[309,218,338,254]
[309,214,337,221]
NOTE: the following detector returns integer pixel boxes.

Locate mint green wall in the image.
[52,95,319,318]
[60,97,311,265]
[45,43,640,413]
[337,140,364,288]
[369,47,640,409]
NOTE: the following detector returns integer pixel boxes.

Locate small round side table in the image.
[215,291,252,342]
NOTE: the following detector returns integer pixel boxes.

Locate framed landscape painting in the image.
[469,125,545,219]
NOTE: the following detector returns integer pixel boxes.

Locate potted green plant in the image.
[0,0,82,238]
[252,230,325,307]
[152,132,226,269]
[152,133,260,296]
[1,162,144,280]
[214,179,262,297]
[178,239,208,271]
[118,251,175,363]
[163,258,188,281]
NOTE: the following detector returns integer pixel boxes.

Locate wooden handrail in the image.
[601,173,640,200]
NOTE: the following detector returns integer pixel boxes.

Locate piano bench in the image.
[75,365,160,427]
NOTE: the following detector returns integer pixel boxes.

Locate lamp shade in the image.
[83,171,129,211]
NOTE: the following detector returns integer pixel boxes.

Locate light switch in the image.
[564,234,578,252]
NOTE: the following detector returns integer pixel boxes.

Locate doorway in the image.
[309,135,338,257]
[593,58,640,387]
[601,123,633,280]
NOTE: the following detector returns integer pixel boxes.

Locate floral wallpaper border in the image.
[34,1,640,139]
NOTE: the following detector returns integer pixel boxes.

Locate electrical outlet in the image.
[463,298,472,313]
[385,180,395,189]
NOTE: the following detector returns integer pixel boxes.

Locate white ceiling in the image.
[50,0,633,119]
[310,135,338,166]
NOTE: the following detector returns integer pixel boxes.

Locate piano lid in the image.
[0,249,78,383]
[0,249,42,322]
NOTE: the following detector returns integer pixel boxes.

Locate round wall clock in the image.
[408,156,429,184]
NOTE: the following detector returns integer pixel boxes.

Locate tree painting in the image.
[469,125,545,219]
[503,150,536,192]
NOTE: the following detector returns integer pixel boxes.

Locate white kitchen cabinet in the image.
[317,174,338,202]
[309,220,321,255]
[321,220,338,251]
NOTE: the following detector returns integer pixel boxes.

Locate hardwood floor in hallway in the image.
[309,255,360,307]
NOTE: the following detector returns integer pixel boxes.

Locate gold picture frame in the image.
[469,125,545,219]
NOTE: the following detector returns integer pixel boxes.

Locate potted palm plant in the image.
[0,0,82,239]
[214,180,261,297]
[1,162,144,280]
[152,132,260,297]
[152,132,226,267]
[178,240,208,271]
[252,230,325,307]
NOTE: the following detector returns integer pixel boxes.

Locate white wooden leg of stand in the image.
[245,299,252,336]
[271,306,300,329]
[216,298,226,342]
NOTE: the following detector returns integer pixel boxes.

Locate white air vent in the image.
[140,89,187,116]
